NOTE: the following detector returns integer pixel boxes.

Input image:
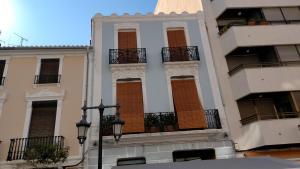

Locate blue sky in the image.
[0,0,158,46]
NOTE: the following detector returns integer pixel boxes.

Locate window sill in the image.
[33,83,61,88]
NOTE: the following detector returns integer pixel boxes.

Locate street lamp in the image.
[76,100,125,169]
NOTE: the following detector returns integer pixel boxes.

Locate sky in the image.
[0,0,158,46]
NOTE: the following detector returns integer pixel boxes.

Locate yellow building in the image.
[0,46,90,168]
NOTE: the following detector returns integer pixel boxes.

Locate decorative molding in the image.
[114,23,141,49]
[101,129,225,148]
[93,11,204,22]
[23,89,65,138]
[35,55,64,76]
[0,92,7,118]
[162,21,191,47]
[163,61,204,111]
[111,64,148,113]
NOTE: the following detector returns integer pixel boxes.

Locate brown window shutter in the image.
[175,30,187,47]
[127,32,137,49]
[167,29,187,47]
[167,30,178,47]
[28,106,57,138]
[118,32,128,49]
[117,81,144,133]
[171,79,207,129]
[40,59,59,75]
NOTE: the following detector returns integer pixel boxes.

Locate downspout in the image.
[63,46,90,169]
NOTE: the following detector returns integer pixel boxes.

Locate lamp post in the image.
[76,100,125,169]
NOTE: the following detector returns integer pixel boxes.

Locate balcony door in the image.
[167,28,189,61]
[117,79,144,133]
[171,77,207,129]
[118,29,138,63]
[28,101,57,138]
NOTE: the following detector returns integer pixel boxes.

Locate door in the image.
[117,80,144,133]
[171,78,207,129]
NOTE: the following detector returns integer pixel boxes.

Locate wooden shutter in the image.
[28,101,57,137]
[118,30,137,49]
[171,79,207,129]
[40,59,59,75]
[167,29,187,47]
[117,81,144,133]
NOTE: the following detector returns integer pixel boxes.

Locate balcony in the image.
[34,74,61,84]
[109,48,146,64]
[229,62,300,99]
[161,46,199,63]
[102,109,221,136]
[212,0,300,18]
[220,24,300,55]
[7,136,64,161]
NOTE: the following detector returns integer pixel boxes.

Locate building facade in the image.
[86,11,234,169]
[202,0,300,161]
[0,46,89,169]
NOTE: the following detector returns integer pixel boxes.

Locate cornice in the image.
[93,11,204,22]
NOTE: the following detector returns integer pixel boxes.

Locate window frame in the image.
[114,23,141,49]
[35,55,64,85]
[163,21,191,47]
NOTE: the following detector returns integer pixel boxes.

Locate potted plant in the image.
[24,143,69,168]
[260,19,269,25]
[102,115,115,136]
[248,18,256,25]
[161,113,177,132]
[144,113,160,133]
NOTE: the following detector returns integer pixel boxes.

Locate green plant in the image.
[24,143,69,168]
[144,114,159,128]
[102,115,115,136]
[161,113,176,126]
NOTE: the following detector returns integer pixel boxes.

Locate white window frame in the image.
[163,21,191,47]
[164,62,204,112]
[111,64,148,114]
[23,90,65,138]
[0,56,10,87]
[114,23,141,49]
[35,55,64,85]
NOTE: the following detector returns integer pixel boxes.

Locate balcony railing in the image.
[161,46,200,62]
[228,61,300,76]
[7,136,64,161]
[34,74,61,84]
[241,112,300,125]
[102,109,221,136]
[109,48,147,64]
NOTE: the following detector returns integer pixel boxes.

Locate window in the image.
[173,149,216,162]
[171,76,206,129]
[117,157,146,166]
[28,101,57,138]
[167,28,187,47]
[0,60,6,85]
[117,79,144,133]
[35,58,61,84]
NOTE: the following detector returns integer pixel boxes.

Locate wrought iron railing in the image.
[240,112,300,125]
[102,109,221,135]
[109,48,147,64]
[228,61,300,76]
[0,77,5,86]
[34,74,61,84]
[161,46,200,62]
[7,136,64,161]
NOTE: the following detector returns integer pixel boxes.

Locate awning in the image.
[112,157,300,169]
